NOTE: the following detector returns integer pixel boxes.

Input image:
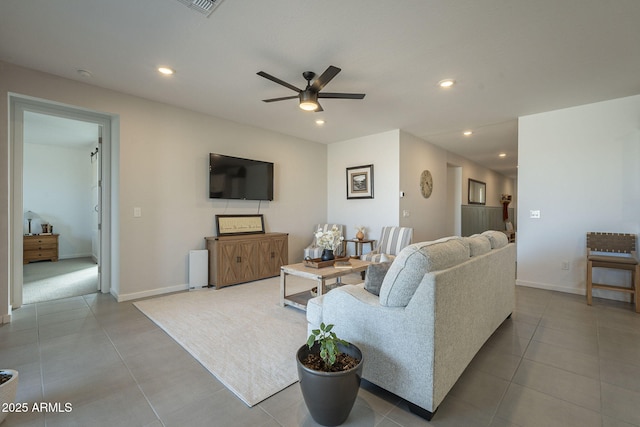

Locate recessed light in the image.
[438,79,455,88]
[157,67,175,76]
[499,153,507,158]
[315,119,325,125]
[463,130,473,136]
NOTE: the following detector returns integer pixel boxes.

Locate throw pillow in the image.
[364,262,392,296]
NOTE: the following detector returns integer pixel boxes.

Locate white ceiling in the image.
[3,0,640,178]
[23,112,99,149]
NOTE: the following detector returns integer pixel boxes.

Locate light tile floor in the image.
[1,286,640,426]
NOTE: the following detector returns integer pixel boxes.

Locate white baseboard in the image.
[516,280,584,295]
[516,280,632,302]
[59,253,93,260]
[115,283,189,302]
[2,312,12,324]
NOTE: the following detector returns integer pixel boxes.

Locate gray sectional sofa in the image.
[306,231,516,420]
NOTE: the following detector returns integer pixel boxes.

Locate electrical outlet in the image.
[562,261,570,270]
[133,207,142,217]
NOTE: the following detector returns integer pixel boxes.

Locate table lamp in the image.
[25,211,35,235]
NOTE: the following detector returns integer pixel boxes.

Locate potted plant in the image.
[0,370,19,424]
[315,226,344,261]
[296,323,363,426]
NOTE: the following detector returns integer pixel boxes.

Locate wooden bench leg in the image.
[635,265,640,313]
[586,261,593,306]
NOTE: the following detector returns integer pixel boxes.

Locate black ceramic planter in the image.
[296,342,363,426]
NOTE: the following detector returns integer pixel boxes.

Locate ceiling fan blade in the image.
[318,92,366,99]
[257,71,301,93]
[311,66,341,92]
[262,95,299,103]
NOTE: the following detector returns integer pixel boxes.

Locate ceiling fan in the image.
[257,65,365,112]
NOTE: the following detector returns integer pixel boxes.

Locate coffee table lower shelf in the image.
[280,259,372,311]
[283,290,314,311]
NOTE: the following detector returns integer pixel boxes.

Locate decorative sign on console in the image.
[215,214,265,236]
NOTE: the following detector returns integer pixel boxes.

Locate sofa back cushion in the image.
[379,237,470,307]
[481,230,509,249]
[465,234,492,257]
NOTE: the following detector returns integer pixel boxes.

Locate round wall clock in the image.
[420,170,433,198]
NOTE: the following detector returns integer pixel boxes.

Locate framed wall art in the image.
[215,214,265,235]
[346,164,374,199]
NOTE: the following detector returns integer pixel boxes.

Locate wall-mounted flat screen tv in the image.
[209,153,274,201]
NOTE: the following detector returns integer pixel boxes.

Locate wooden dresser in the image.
[23,234,59,264]
[205,232,288,289]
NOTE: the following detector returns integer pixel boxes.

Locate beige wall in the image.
[1,62,326,308]
[447,152,517,209]
[327,129,515,250]
[398,131,451,242]
[517,94,640,299]
[327,130,400,247]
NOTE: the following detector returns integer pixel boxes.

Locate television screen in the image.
[209,153,274,201]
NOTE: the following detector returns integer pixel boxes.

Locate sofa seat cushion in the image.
[379,237,471,307]
[482,230,509,249]
[465,234,492,257]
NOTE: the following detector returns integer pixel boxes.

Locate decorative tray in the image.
[303,257,350,269]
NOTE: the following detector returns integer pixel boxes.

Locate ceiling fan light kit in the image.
[299,91,318,111]
[257,65,365,112]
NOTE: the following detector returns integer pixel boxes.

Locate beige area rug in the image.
[134,276,315,407]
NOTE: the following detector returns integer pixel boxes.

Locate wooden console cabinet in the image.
[205,232,288,289]
[24,234,59,264]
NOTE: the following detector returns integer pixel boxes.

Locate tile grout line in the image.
[92,297,167,427]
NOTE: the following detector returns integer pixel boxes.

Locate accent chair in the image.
[360,226,413,263]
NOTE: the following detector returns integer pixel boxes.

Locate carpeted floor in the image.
[134,273,363,407]
[23,257,98,304]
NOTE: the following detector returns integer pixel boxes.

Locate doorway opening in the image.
[21,112,101,304]
[10,95,115,308]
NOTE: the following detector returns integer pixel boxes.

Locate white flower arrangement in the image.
[315,225,344,251]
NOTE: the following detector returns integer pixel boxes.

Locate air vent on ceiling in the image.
[176,0,223,17]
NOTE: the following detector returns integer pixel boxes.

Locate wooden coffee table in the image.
[280,259,372,310]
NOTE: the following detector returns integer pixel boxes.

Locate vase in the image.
[355,231,364,241]
[297,343,363,426]
[321,249,335,261]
